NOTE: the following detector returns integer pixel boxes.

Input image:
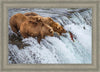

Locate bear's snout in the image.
[62,29,67,33]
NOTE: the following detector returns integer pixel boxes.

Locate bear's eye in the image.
[29,21,32,23]
[42,23,44,26]
[56,27,60,30]
[35,22,37,24]
[29,21,35,24]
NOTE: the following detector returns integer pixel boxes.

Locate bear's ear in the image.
[38,18,41,21]
[49,17,52,20]
[56,22,59,24]
[56,26,60,30]
[36,18,41,22]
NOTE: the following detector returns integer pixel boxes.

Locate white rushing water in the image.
[8,8,92,64]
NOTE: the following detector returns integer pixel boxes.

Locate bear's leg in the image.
[11,26,19,35]
[37,37,41,44]
[40,32,45,39]
[37,34,42,44]
[17,32,21,37]
[20,33,28,38]
[42,35,45,39]
[59,33,62,35]
[56,32,60,35]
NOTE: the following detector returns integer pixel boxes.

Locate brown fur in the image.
[24,12,67,35]
[20,20,54,43]
[24,12,39,16]
[9,13,28,35]
[27,16,42,22]
[42,17,67,35]
[27,16,67,35]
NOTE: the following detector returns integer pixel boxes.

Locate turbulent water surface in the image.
[8,8,92,64]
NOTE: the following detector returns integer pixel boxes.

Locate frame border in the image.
[0,0,100,72]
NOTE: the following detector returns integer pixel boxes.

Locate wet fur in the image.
[9,13,28,36]
[24,12,67,35]
[20,20,54,43]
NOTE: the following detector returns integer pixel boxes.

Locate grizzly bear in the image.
[20,20,54,43]
[9,13,28,36]
[24,12,67,35]
[42,17,67,35]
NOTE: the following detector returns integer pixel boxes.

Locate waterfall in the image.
[8,8,92,64]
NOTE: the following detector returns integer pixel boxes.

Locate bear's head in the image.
[50,22,67,35]
[57,25,67,35]
[46,17,67,34]
[42,23,54,36]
